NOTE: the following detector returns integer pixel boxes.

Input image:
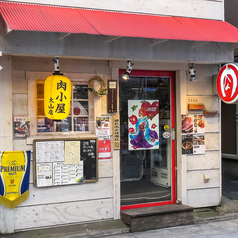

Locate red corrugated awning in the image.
[1,1,238,43]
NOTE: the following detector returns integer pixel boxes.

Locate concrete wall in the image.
[9,0,224,20]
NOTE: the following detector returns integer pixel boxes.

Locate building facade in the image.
[0,0,237,234]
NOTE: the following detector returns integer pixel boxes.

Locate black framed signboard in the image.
[33,138,98,187]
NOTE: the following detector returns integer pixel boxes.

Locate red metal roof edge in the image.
[1,1,238,43]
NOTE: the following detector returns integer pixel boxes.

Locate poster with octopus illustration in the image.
[128,100,159,151]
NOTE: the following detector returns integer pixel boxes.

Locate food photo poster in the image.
[181,114,205,155]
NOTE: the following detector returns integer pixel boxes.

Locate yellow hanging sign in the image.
[0,151,31,209]
[44,75,71,120]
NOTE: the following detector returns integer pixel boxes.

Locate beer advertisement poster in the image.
[0,151,31,209]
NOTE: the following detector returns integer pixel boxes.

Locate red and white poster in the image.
[181,115,194,134]
[217,63,238,104]
[96,117,110,138]
[181,114,205,134]
[98,140,111,160]
[128,100,159,151]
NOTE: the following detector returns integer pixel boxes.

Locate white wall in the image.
[0,56,14,234]
[7,57,115,232]
[9,0,224,20]
[0,57,222,233]
[179,64,222,207]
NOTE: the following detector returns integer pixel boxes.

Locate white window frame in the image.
[27,72,101,142]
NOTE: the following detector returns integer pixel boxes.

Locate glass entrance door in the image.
[119,70,175,209]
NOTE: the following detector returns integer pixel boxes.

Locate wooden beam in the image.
[191,41,209,48]
[58,33,72,40]
[151,39,169,46]
[107,36,122,43]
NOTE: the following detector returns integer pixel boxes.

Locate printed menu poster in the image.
[96,117,110,138]
[36,141,65,163]
[36,163,53,187]
[194,115,205,133]
[181,114,205,155]
[182,135,193,154]
[181,114,205,134]
[182,134,205,155]
[193,134,205,154]
[181,115,194,133]
[64,141,80,164]
[128,100,159,151]
[53,162,84,185]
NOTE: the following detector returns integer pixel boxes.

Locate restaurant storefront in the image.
[1,0,238,234]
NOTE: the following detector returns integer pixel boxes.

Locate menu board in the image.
[33,138,98,187]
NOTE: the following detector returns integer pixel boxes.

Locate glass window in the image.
[36,83,89,133]
[119,75,172,206]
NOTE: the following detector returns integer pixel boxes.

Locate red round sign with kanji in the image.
[217,63,238,104]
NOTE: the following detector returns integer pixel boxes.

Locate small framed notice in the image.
[113,114,120,150]
[107,80,117,113]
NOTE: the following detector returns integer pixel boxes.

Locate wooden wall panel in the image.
[186,96,219,112]
[12,71,27,94]
[12,94,28,116]
[184,64,221,208]
[15,58,110,75]
[101,74,110,116]
[187,151,220,171]
[0,56,13,151]
[176,70,187,203]
[187,170,220,189]
[14,198,113,230]
[205,133,220,150]
[99,160,113,178]
[186,65,220,96]
[19,178,113,207]
[187,188,220,207]
[9,60,116,232]
[0,206,14,234]
[13,139,33,151]
[25,159,113,185]
[205,116,219,133]
[0,56,14,234]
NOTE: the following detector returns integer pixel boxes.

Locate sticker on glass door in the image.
[128,100,159,150]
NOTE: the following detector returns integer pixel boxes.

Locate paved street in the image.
[96,218,238,238]
[3,217,238,238]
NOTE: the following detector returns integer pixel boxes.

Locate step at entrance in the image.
[121,204,194,232]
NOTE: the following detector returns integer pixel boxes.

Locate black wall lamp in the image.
[122,60,134,80]
[189,63,197,81]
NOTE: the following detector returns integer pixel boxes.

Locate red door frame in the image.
[119,70,176,210]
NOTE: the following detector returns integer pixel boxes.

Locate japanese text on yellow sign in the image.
[44,75,71,120]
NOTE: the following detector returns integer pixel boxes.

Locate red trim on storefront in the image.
[171,72,176,204]
[121,200,174,210]
[119,70,176,210]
